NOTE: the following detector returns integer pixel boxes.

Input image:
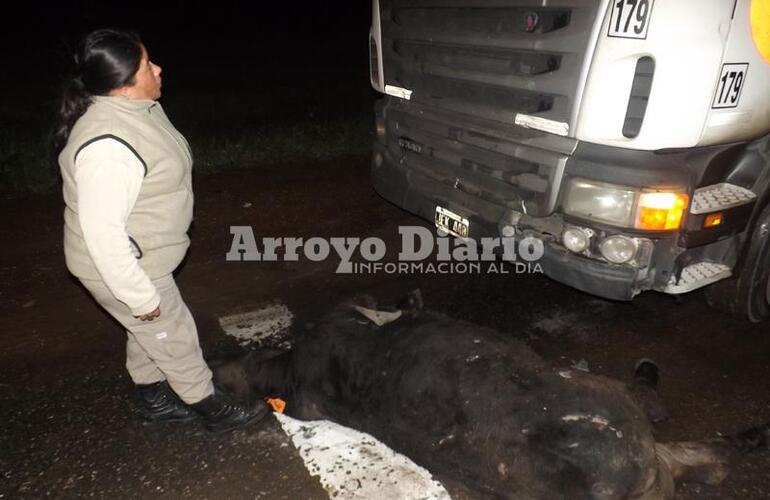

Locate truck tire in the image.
[705,203,770,323]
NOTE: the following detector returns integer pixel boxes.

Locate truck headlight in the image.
[563,178,689,230]
[563,179,636,226]
[599,235,638,264]
[562,226,593,254]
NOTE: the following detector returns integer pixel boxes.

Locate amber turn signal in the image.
[704,212,724,228]
[635,193,689,230]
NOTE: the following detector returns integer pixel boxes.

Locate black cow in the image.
[213,294,769,499]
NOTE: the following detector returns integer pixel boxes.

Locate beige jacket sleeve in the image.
[74,138,161,316]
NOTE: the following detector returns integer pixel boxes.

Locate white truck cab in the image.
[369,0,770,321]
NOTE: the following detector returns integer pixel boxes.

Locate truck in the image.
[368,0,770,322]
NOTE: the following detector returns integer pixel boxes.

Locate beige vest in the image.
[60,96,194,280]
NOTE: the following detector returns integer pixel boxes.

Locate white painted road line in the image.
[275,413,451,500]
[218,304,294,347]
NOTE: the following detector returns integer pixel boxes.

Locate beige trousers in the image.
[81,274,214,404]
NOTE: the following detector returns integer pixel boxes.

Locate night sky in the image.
[3,2,371,86]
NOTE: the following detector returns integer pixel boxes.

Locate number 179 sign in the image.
[608,0,654,39]
[712,63,749,109]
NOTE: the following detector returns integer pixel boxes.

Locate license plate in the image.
[435,206,470,238]
[398,137,423,154]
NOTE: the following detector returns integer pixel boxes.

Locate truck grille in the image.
[378,0,600,216]
[383,101,574,216]
[380,0,603,127]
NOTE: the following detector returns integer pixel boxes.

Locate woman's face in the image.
[116,45,162,100]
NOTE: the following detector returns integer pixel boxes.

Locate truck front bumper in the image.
[371,96,758,301]
[372,142,676,301]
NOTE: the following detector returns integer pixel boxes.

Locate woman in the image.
[53,29,268,432]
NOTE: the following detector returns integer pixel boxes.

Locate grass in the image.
[0,93,59,197]
[0,67,376,198]
[0,129,57,197]
[190,115,372,172]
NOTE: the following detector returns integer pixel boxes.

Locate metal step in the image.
[664,262,732,294]
[690,183,756,215]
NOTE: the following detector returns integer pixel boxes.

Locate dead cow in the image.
[213,295,769,499]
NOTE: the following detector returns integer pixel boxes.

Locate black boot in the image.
[136,381,198,424]
[191,391,270,433]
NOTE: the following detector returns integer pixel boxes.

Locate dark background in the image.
[0,2,376,196]
[4,2,371,80]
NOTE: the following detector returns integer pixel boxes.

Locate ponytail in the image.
[51,75,93,157]
[50,29,143,158]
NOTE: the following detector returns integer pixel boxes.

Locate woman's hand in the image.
[138,306,161,321]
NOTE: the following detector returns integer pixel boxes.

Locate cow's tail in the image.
[730,420,770,453]
[655,420,770,486]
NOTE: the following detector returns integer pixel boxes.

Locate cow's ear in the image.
[397,289,424,313]
[211,358,251,403]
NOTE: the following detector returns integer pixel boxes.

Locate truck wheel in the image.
[705,203,770,323]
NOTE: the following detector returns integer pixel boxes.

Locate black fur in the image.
[212,299,769,499]
[215,303,666,499]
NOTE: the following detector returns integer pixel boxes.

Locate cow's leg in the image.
[656,421,770,486]
[628,359,670,423]
[656,440,734,485]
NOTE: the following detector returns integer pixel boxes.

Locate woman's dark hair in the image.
[51,29,143,156]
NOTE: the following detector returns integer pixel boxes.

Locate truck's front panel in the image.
[379,0,604,131]
[370,0,770,301]
[374,0,607,219]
